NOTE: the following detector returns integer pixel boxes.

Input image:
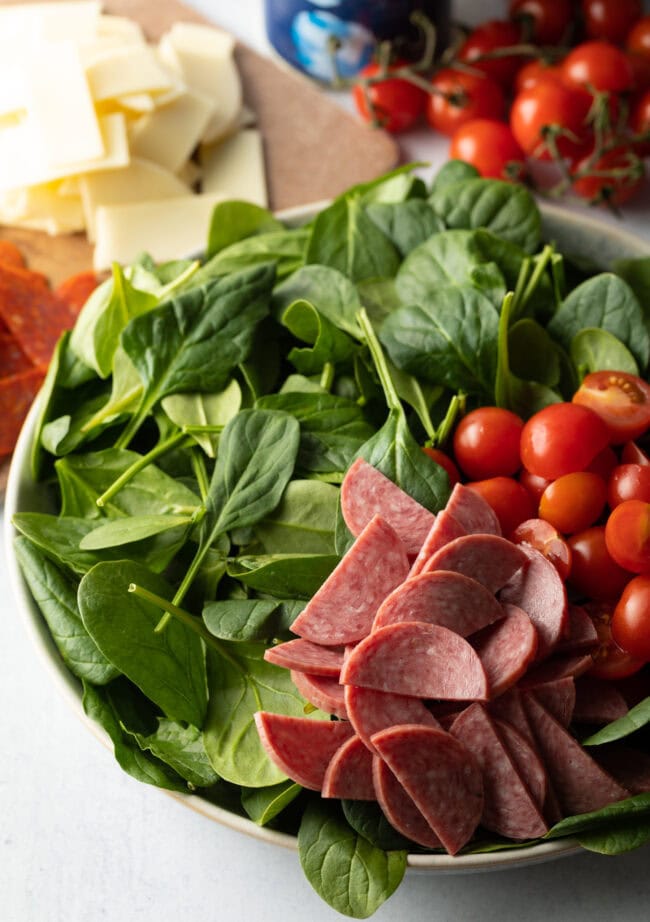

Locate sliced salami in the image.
[529,678,576,728]
[373,570,505,636]
[593,745,650,795]
[291,514,409,645]
[340,622,489,701]
[264,638,344,677]
[372,724,484,855]
[488,687,534,745]
[471,603,538,699]
[290,671,348,719]
[340,458,436,555]
[450,704,548,839]
[555,604,598,656]
[573,677,629,724]
[444,482,501,536]
[500,544,568,661]
[344,685,440,752]
[492,717,547,811]
[254,712,354,791]
[372,756,442,849]
[321,735,376,800]
[519,653,594,689]
[408,511,466,578]
[425,534,528,594]
[522,693,629,816]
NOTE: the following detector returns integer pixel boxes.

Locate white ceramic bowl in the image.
[5,201,650,873]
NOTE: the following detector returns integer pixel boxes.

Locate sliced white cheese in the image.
[113,93,156,114]
[0,2,101,43]
[0,180,85,234]
[200,129,267,207]
[79,158,191,242]
[86,45,176,102]
[96,14,145,44]
[129,88,216,174]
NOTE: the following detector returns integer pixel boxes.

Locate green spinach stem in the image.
[357,308,402,412]
[97,430,189,507]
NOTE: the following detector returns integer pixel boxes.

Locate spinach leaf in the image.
[206,200,283,257]
[578,818,650,855]
[613,257,650,329]
[241,780,302,826]
[161,380,242,457]
[14,536,119,685]
[227,554,338,599]
[40,390,116,457]
[357,277,401,330]
[252,480,338,554]
[273,265,363,339]
[134,718,219,788]
[80,514,194,550]
[342,800,414,851]
[79,345,143,437]
[570,328,639,377]
[196,229,308,282]
[281,298,357,375]
[202,598,299,642]
[78,560,208,727]
[365,199,444,258]
[429,159,480,193]
[298,799,407,919]
[509,319,561,386]
[582,697,650,746]
[546,792,650,839]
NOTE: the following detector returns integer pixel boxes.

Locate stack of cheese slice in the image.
[0,2,267,268]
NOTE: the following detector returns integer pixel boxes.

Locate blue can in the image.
[264,1,451,82]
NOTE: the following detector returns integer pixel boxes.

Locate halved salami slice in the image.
[290,671,348,719]
[254,712,354,790]
[573,676,629,724]
[291,514,409,645]
[322,735,376,800]
[408,511,466,578]
[340,622,489,701]
[471,603,538,698]
[450,704,548,839]
[344,685,440,752]
[373,570,505,636]
[522,693,629,816]
[444,482,501,536]
[593,745,650,795]
[492,717,547,811]
[340,458,436,555]
[264,638,344,677]
[529,678,576,728]
[519,652,594,689]
[372,724,484,855]
[500,544,568,661]
[555,605,598,656]
[425,534,528,594]
[372,756,442,849]
[488,687,533,744]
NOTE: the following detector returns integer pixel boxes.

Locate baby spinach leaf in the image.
[134,718,219,788]
[273,265,363,339]
[253,480,338,554]
[40,390,116,457]
[357,277,401,329]
[509,319,561,386]
[161,380,242,457]
[365,199,444,258]
[227,554,338,599]
[241,780,302,825]
[546,792,650,839]
[196,229,308,282]
[298,799,407,919]
[78,560,208,727]
[613,257,650,327]
[80,345,144,436]
[14,537,119,685]
[578,818,650,855]
[570,328,639,378]
[202,598,294,642]
[79,514,194,550]
[429,159,480,193]
[342,800,414,852]
[582,696,650,746]
[206,200,283,257]
[281,298,357,375]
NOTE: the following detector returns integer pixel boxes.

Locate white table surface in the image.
[3,2,650,921]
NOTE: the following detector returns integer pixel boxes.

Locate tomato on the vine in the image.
[612,575,650,661]
[509,0,573,45]
[571,146,646,206]
[510,81,592,160]
[608,464,650,508]
[572,371,650,443]
[352,61,427,133]
[561,40,635,94]
[514,59,563,94]
[631,89,650,155]
[520,403,610,480]
[452,406,524,480]
[627,15,650,57]
[421,446,461,486]
[568,526,632,600]
[585,601,645,680]
[539,471,607,535]
[457,20,525,88]
[605,499,650,572]
[449,118,526,180]
[581,0,643,46]
[467,477,536,538]
[511,518,572,580]
[426,68,505,136]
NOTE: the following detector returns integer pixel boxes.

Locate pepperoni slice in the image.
[290,670,348,719]
[291,514,409,645]
[0,263,75,367]
[340,458,436,555]
[471,603,538,698]
[264,638,344,677]
[55,270,100,315]
[444,482,501,536]
[0,366,46,455]
[408,511,466,578]
[0,332,32,376]
[321,735,375,800]
[0,239,27,269]
[372,756,442,849]
[254,712,354,790]
[344,685,440,752]
[425,534,528,594]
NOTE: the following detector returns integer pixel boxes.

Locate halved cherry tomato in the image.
[612,575,650,661]
[568,526,631,600]
[605,499,650,572]
[519,469,552,505]
[452,406,524,480]
[561,40,635,94]
[539,471,607,534]
[511,517,572,580]
[426,68,505,136]
[509,81,592,160]
[571,146,646,206]
[581,0,643,45]
[520,403,610,480]
[449,118,526,180]
[585,601,645,680]
[572,371,650,443]
[509,0,573,44]
[467,477,536,538]
[457,20,525,88]
[422,446,461,486]
[608,464,650,508]
[622,441,650,465]
[352,61,427,133]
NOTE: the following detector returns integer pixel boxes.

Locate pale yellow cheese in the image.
[0,2,101,43]
[200,129,267,207]
[86,45,176,102]
[96,14,145,44]
[0,180,85,234]
[129,88,216,174]
[94,194,227,269]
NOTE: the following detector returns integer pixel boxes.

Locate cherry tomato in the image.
[605,499,650,572]
[519,469,552,505]
[539,471,608,534]
[520,402,610,480]
[627,15,650,57]
[509,82,592,160]
[449,118,526,180]
[511,517,572,580]
[457,20,525,88]
[561,41,635,94]
[587,445,619,480]
[608,464,650,508]
[585,601,645,680]
[426,68,505,136]
[571,146,646,206]
[467,477,536,538]
[352,61,427,133]
[422,446,461,486]
[509,0,573,44]
[568,526,632,600]
[452,406,524,480]
[514,59,563,94]
[630,89,650,155]
[612,575,650,660]
[572,371,650,443]
[581,0,643,45]
[622,441,650,465]
[627,52,650,93]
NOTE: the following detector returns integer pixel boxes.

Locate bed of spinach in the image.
[12,161,650,918]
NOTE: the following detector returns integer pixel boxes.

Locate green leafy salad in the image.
[11,161,650,918]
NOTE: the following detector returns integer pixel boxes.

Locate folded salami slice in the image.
[321,735,376,800]
[425,534,528,594]
[290,671,348,719]
[573,676,629,724]
[340,622,489,701]
[450,704,548,839]
[444,482,502,536]
[408,511,466,578]
[529,678,576,728]
[492,717,547,811]
[344,685,440,752]
[372,724,484,855]
[254,712,354,791]
[522,693,629,816]
[291,514,409,645]
[555,604,598,656]
[340,458,436,555]
[264,638,344,677]
[471,603,538,698]
[372,756,442,849]
[373,570,505,636]
[500,545,568,661]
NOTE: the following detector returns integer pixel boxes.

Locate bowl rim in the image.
[6,198,650,872]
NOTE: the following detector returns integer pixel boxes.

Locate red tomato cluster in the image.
[428,369,650,683]
[352,1,650,205]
